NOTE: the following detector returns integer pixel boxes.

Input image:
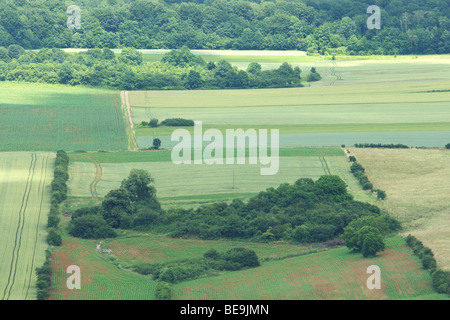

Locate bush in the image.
[149,119,159,127]
[376,189,386,200]
[47,227,62,246]
[445,143,450,149]
[422,255,437,270]
[222,248,260,269]
[68,215,117,239]
[155,281,171,300]
[160,118,195,127]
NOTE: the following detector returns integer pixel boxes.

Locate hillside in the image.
[0,0,449,54]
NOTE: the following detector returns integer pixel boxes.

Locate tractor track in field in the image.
[24,154,50,299]
[80,155,102,201]
[2,153,37,300]
[318,156,331,175]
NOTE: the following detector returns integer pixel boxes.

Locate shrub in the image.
[68,215,117,239]
[160,118,195,127]
[376,189,386,200]
[155,281,171,300]
[149,119,159,127]
[445,143,450,149]
[422,255,437,270]
[46,227,62,246]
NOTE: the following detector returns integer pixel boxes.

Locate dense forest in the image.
[0,0,449,54]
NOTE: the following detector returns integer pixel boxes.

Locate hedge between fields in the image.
[348,156,386,200]
[36,150,69,300]
[405,234,450,296]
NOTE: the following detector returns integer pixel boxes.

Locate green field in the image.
[49,234,157,300]
[129,56,450,148]
[48,231,447,300]
[172,237,445,300]
[5,53,446,300]
[66,147,374,208]
[103,232,311,268]
[0,83,129,151]
[0,152,54,300]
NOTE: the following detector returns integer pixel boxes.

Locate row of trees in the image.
[405,235,450,295]
[1,0,449,55]
[349,155,386,200]
[0,46,313,89]
[35,150,69,300]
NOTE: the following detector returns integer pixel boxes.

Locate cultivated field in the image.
[349,148,450,270]
[0,152,54,300]
[171,237,443,300]
[129,55,450,148]
[0,82,129,151]
[49,235,157,300]
[66,148,374,207]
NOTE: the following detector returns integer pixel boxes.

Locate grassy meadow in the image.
[349,147,450,271]
[0,152,54,300]
[172,237,445,300]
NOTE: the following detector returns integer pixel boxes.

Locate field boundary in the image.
[120,91,137,151]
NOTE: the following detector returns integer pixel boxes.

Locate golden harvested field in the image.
[349,148,450,270]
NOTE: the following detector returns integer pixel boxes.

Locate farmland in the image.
[1,53,449,301]
[0,82,129,151]
[48,232,446,300]
[65,147,374,208]
[349,148,450,271]
[130,55,450,148]
[172,237,444,300]
[0,152,54,300]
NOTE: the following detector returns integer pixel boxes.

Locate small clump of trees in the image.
[68,168,161,239]
[133,248,260,284]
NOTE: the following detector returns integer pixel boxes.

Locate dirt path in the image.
[79,155,102,202]
[120,91,137,151]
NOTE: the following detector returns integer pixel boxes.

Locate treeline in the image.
[354,143,409,149]
[349,155,386,200]
[67,170,400,247]
[35,150,69,300]
[0,46,309,90]
[133,247,259,284]
[35,249,52,300]
[405,235,450,295]
[1,0,449,55]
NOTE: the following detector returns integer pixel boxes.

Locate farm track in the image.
[2,153,37,300]
[120,91,137,151]
[80,155,102,201]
